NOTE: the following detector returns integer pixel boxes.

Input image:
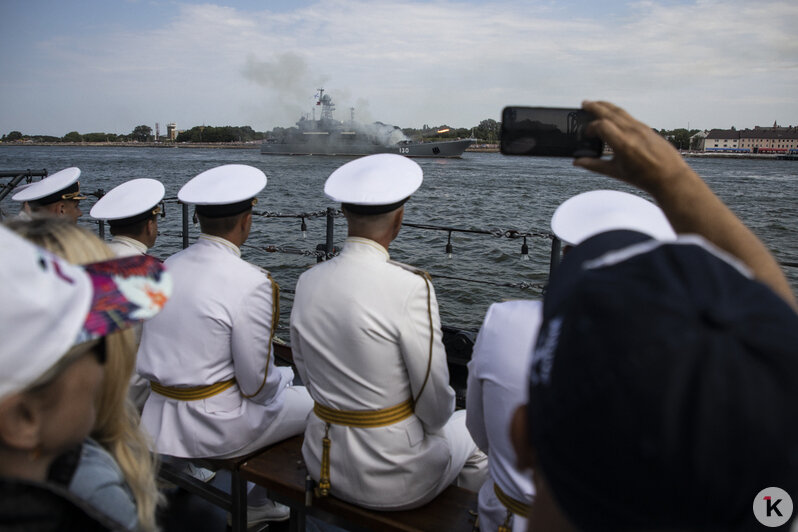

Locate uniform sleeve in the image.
[398,276,455,432]
[465,305,495,453]
[289,276,314,397]
[231,274,290,404]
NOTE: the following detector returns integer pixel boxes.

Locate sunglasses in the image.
[25,338,107,393]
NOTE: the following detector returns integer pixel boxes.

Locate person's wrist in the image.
[646,164,701,203]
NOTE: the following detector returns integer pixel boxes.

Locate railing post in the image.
[325,207,335,259]
[549,236,561,276]
[94,188,106,240]
[181,202,189,249]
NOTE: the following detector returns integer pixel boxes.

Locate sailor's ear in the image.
[238,209,253,239]
[0,395,42,451]
[391,206,404,239]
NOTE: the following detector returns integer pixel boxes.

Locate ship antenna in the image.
[318,89,334,121]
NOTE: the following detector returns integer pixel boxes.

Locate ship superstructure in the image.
[262,89,473,158]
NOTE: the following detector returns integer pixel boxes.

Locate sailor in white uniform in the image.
[90,178,166,412]
[7,183,34,221]
[465,189,676,532]
[89,178,165,258]
[12,167,85,223]
[467,300,541,532]
[290,154,487,511]
[136,164,311,524]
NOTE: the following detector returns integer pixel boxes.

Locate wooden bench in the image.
[158,455,249,532]
[154,340,297,532]
[238,435,479,532]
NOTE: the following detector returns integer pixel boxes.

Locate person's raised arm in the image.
[574,100,796,310]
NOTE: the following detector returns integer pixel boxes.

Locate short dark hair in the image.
[109,215,155,238]
[197,209,249,235]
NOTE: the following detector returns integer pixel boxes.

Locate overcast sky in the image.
[1,0,796,137]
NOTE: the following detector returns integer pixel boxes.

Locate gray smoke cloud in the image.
[242,52,328,127]
[242,52,408,145]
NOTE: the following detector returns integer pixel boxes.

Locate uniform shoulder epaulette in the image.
[244,261,269,276]
[387,259,431,280]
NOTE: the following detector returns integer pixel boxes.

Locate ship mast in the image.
[317,88,335,121]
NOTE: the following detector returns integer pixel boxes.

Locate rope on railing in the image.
[430,273,545,291]
[154,203,798,271]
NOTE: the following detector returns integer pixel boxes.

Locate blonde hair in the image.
[5,218,162,532]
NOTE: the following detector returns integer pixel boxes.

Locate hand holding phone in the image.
[500,106,603,158]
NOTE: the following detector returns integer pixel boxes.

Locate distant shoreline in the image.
[0,141,262,149]
[1,143,793,159]
[1,141,503,153]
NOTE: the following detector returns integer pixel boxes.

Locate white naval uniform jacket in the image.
[137,234,291,458]
[466,300,540,532]
[290,237,456,508]
[105,235,150,412]
[107,235,148,258]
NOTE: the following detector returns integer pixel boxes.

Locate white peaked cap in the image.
[0,226,172,399]
[325,154,422,208]
[90,178,165,221]
[551,190,676,246]
[178,164,266,205]
[12,167,82,202]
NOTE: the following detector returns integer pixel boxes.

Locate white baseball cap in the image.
[12,167,86,204]
[551,190,676,246]
[0,225,173,399]
[179,164,266,218]
[325,154,423,214]
[90,178,165,226]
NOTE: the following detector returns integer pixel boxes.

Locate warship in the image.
[261,89,473,158]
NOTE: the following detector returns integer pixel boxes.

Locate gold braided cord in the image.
[315,423,332,497]
[312,400,413,498]
[61,190,87,200]
[412,270,434,406]
[494,482,531,518]
[241,274,279,399]
[313,399,414,428]
[150,378,236,401]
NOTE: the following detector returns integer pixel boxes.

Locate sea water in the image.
[1,146,796,332]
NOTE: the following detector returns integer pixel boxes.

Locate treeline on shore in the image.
[2,121,701,151]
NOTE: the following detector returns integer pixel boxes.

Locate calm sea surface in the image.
[2,146,797,333]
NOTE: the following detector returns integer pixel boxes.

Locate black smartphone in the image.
[500,106,603,157]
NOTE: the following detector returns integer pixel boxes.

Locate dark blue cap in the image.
[528,232,798,530]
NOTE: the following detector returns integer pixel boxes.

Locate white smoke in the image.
[355,122,408,145]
